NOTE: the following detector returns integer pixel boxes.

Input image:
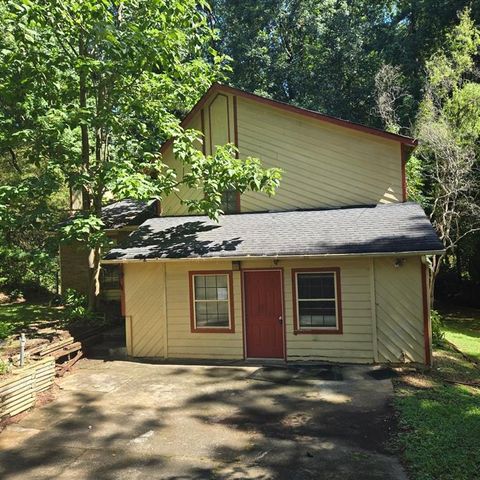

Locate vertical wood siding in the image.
[374,257,425,363]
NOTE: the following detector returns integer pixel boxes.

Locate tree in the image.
[211,0,394,125]
[414,8,480,300]
[0,0,281,309]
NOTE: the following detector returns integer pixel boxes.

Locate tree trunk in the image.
[88,245,102,311]
[79,35,90,210]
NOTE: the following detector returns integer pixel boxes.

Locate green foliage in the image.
[405,154,425,204]
[62,289,99,324]
[0,359,11,375]
[414,8,480,287]
[0,321,13,340]
[430,309,445,346]
[0,0,283,307]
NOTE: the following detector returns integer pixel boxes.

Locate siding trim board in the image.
[401,144,409,202]
[208,93,231,154]
[188,270,235,334]
[421,263,432,366]
[291,267,344,335]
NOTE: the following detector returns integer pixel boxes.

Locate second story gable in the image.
[160,84,415,216]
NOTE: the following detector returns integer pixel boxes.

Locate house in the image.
[102,83,444,365]
[59,199,160,303]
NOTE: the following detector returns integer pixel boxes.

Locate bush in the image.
[431,309,445,346]
[0,321,13,340]
[62,289,106,326]
[0,359,11,375]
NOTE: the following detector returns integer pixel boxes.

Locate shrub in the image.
[62,289,106,326]
[0,359,11,375]
[0,321,13,340]
[431,309,445,346]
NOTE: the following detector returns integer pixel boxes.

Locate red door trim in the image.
[241,268,286,360]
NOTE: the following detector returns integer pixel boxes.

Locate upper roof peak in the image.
[161,83,416,154]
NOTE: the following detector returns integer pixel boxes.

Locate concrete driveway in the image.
[0,360,407,480]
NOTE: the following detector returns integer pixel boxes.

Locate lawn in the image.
[393,307,480,480]
[440,306,480,362]
[0,302,65,335]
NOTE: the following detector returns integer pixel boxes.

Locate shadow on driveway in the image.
[0,360,407,480]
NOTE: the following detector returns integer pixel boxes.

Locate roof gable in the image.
[160,83,416,155]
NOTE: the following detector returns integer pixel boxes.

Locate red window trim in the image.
[291,267,343,335]
[189,270,235,333]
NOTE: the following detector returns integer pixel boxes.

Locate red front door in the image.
[244,270,284,358]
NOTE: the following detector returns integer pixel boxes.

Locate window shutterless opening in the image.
[292,268,343,334]
[189,271,235,333]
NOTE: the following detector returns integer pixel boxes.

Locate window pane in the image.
[205,287,217,300]
[205,276,217,287]
[298,273,335,299]
[195,284,206,300]
[217,287,228,301]
[221,190,238,214]
[193,274,230,328]
[299,300,336,328]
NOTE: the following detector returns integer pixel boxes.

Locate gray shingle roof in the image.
[101,199,157,229]
[103,203,443,261]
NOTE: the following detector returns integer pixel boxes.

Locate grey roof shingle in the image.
[101,199,157,229]
[103,202,444,261]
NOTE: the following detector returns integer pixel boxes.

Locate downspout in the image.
[162,263,168,359]
[370,258,379,363]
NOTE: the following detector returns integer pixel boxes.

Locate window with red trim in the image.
[189,271,235,333]
[292,269,343,334]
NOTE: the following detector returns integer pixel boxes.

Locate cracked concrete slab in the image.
[0,360,407,479]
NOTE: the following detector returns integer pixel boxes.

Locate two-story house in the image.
[103,84,443,365]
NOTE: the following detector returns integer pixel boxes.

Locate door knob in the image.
[278,316,283,324]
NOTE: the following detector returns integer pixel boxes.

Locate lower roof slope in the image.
[103,202,443,262]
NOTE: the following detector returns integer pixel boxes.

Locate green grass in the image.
[0,302,65,335]
[394,308,480,480]
[440,307,480,361]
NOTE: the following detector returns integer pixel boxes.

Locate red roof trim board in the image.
[160,83,417,154]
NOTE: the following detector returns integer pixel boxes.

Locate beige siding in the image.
[124,263,165,357]
[165,261,244,359]
[374,257,425,363]
[122,256,426,364]
[238,98,402,211]
[281,258,375,363]
[160,93,403,216]
[160,113,205,216]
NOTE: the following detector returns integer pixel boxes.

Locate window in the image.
[101,265,121,290]
[292,269,342,334]
[190,272,235,332]
[221,190,239,214]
